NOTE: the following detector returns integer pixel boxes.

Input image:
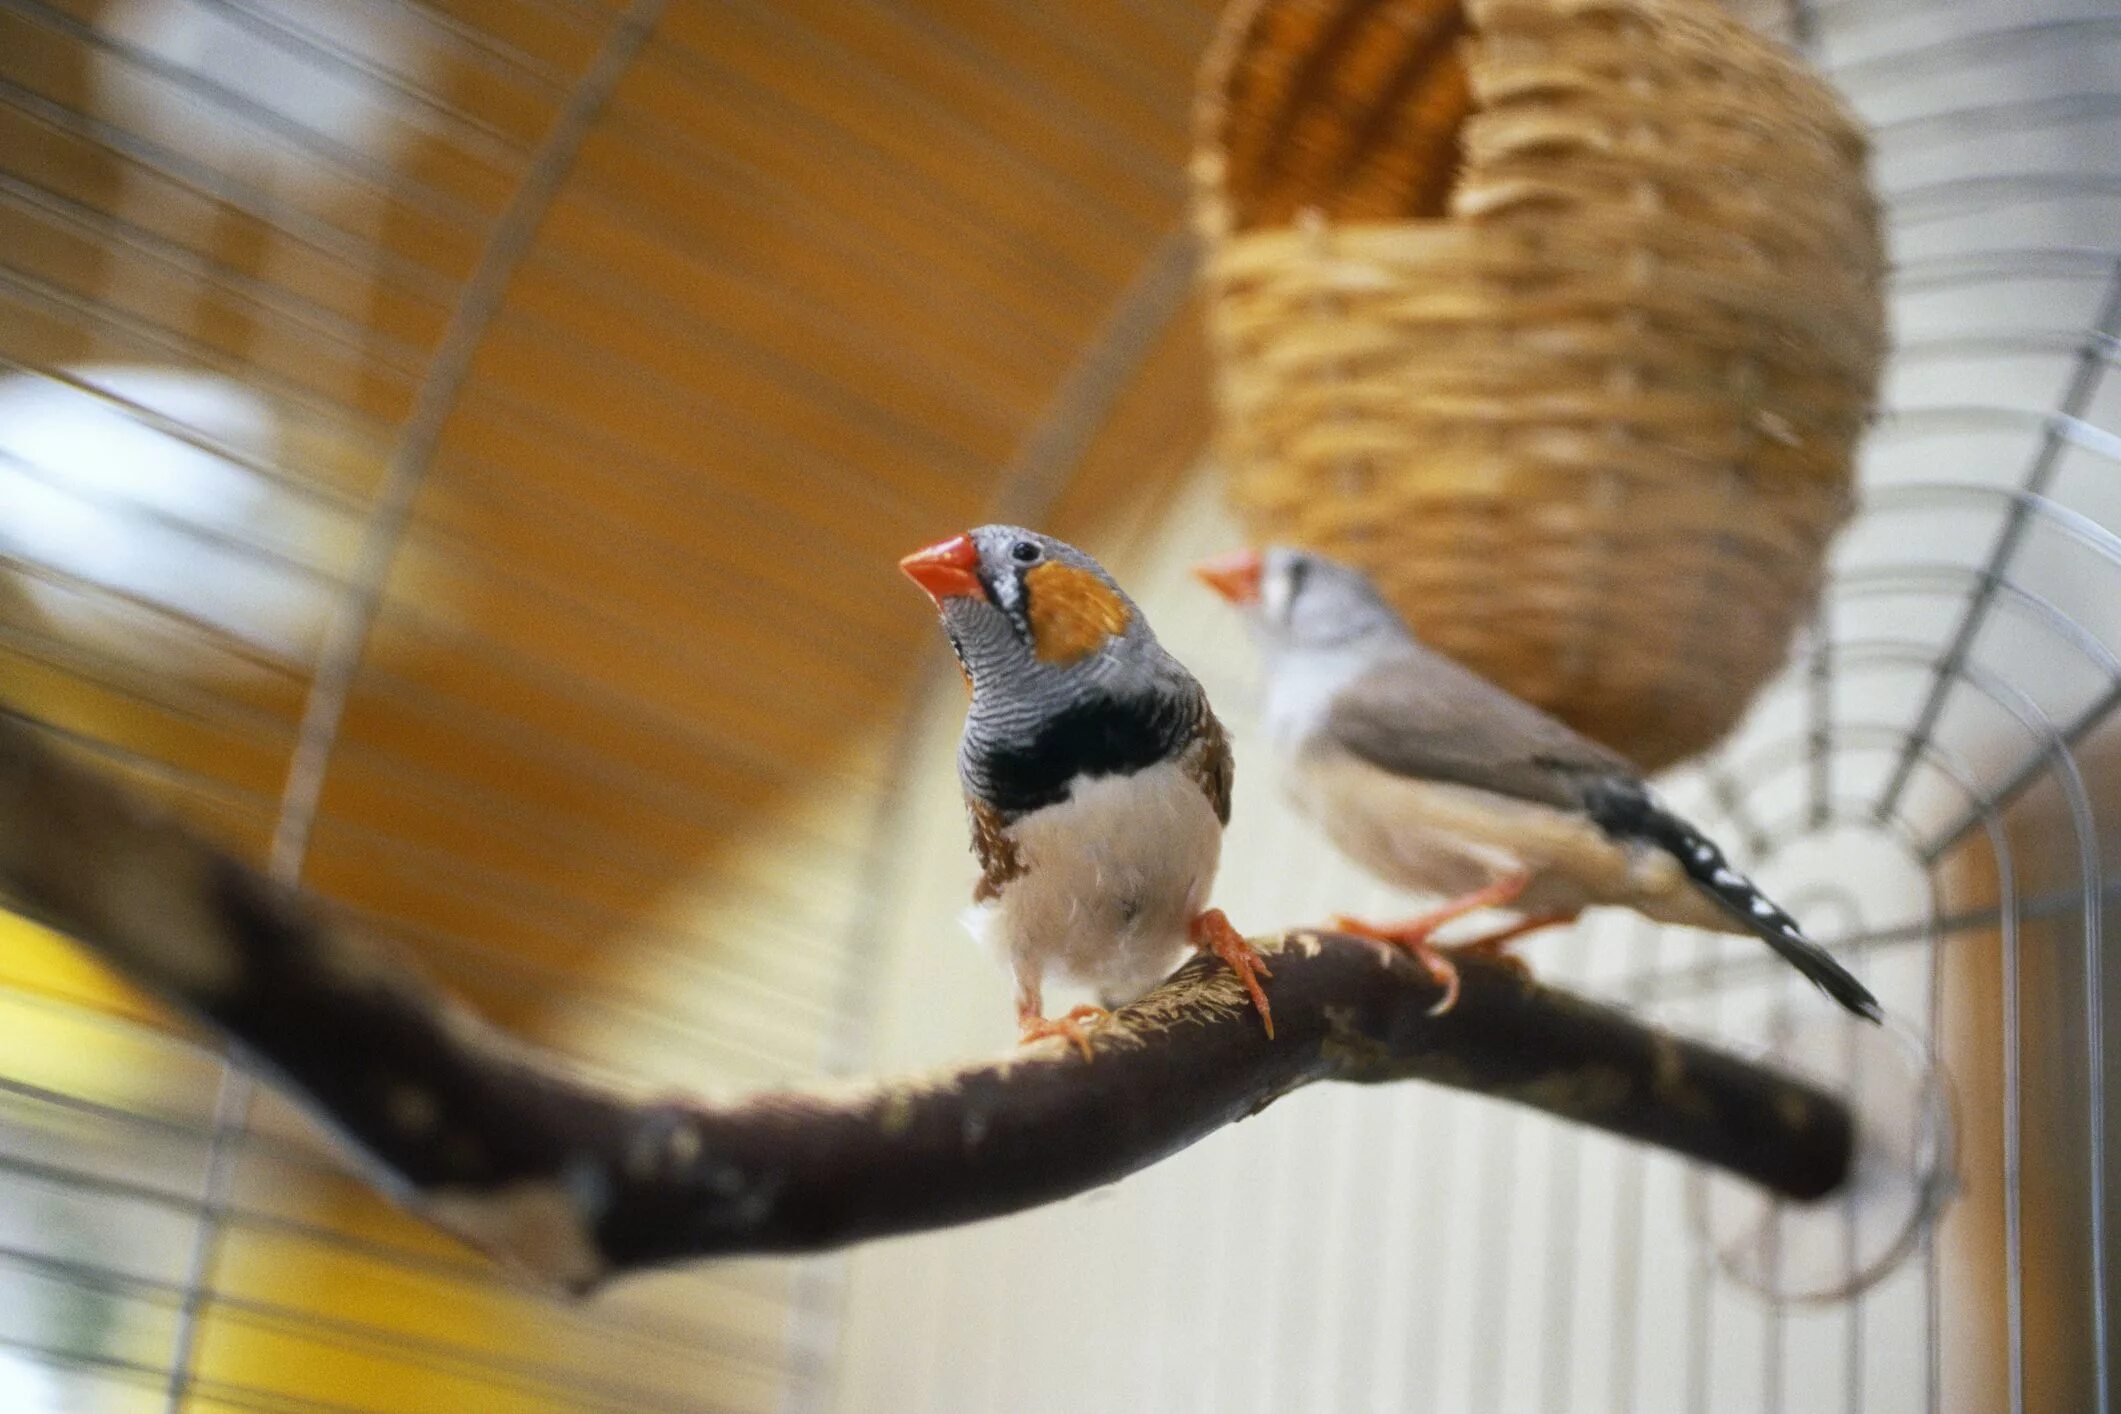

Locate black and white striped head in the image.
[900,525,1167,702]
[1196,546,1411,656]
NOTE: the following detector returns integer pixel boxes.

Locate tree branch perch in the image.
[0,715,1850,1293]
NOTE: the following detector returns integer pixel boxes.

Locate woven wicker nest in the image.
[1194,0,1887,769]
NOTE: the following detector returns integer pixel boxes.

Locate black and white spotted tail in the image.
[1584,780,1884,1022]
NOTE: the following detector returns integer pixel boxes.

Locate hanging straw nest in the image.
[1194,0,1886,769]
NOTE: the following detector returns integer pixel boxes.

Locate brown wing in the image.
[1183,702,1235,826]
[966,795,1026,903]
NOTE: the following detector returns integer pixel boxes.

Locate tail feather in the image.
[1584,779,1884,1023]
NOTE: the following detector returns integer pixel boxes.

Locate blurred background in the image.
[0,0,2116,1409]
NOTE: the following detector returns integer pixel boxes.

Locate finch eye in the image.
[1010,541,1041,564]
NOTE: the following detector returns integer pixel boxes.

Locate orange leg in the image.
[1190,907,1275,1039]
[1443,912,1573,981]
[1332,873,1531,947]
[1014,971,1108,1062]
[1017,1001,1110,1063]
[1332,873,1534,1016]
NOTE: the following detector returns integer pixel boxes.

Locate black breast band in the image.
[965,691,1196,818]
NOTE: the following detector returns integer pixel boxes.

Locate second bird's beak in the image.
[1193,548,1264,605]
[900,533,988,605]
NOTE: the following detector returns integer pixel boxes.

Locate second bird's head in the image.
[900,525,1156,694]
[1193,545,1409,657]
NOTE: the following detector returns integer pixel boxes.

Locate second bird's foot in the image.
[1441,912,1569,983]
[1330,913,1440,949]
[1331,914,1463,1015]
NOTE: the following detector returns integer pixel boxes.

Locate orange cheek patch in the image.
[1025,562,1132,664]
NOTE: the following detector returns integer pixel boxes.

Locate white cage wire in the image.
[822,3,2121,1412]
[0,0,2115,1411]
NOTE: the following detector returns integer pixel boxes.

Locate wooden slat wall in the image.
[0,0,1223,1408]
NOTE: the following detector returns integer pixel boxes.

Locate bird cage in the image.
[0,2,2117,1414]
[1194,0,1889,769]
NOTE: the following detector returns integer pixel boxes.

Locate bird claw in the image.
[1328,879,1560,1015]
[1190,908,1275,1038]
[1330,913,1439,949]
[1442,912,1568,984]
[1412,943,1462,1016]
[1330,914,1462,1014]
[1328,873,1533,951]
[1018,1005,1111,1062]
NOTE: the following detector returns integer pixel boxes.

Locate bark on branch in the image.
[0,715,1851,1293]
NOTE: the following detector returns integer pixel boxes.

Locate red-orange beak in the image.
[1193,548,1264,605]
[899,533,988,605]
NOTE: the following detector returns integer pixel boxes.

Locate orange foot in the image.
[1191,907,1275,1039]
[1331,873,1534,1016]
[1443,913,1571,982]
[1018,1004,1110,1062]
[1334,916,1463,1014]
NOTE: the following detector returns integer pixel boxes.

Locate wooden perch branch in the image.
[0,716,1852,1293]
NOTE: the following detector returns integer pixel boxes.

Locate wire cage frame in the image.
[1556,0,2121,1400]
[1687,6,2121,1407]
[0,1,2114,1414]
[815,2,2121,1411]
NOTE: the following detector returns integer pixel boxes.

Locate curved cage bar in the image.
[0,0,2115,1411]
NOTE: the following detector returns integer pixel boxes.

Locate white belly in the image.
[965,760,1222,1004]
[1287,751,1711,922]
[1289,754,1515,897]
